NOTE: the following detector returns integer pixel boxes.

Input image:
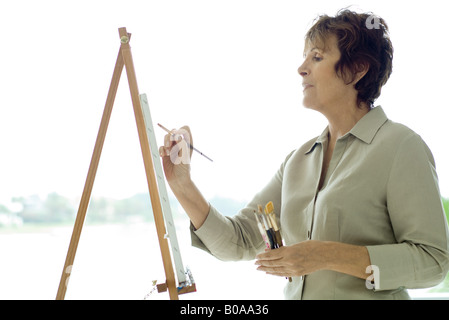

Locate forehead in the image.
[303,34,339,57]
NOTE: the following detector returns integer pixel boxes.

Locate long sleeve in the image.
[190,151,295,261]
[366,132,449,290]
[187,106,449,299]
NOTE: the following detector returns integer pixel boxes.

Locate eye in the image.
[312,55,323,62]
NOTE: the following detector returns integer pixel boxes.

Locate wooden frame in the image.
[56,27,181,300]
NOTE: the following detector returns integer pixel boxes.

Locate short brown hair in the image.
[305,9,394,108]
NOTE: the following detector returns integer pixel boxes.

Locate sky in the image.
[1,0,449,209]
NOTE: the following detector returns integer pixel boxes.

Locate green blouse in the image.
[191,106,449,299]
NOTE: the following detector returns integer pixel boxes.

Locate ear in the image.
[352,63,370,85]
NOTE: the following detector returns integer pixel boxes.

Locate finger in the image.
[255,247,285,261]
[159,146,170,157]
[164,133,173,148]
[179,125,192,143]
[172,129,183,143]
[265,271,291,278]
[256,265,289,276]
[255,258,283,267]
[169,126,192,159]
[179,126,193,157]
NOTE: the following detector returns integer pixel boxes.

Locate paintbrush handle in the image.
[157,123,213,162]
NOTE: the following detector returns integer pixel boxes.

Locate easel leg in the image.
[55,48,124,300]
[118,27,179,300]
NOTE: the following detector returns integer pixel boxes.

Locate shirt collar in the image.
[305,106,388,155]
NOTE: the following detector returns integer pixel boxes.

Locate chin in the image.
[302,98,317,110]
[302,100,326,116]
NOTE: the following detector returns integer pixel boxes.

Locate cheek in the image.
[302,68,345,107]
[318,77,347,99]
[302,84,337,109]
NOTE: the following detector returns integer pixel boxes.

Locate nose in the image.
[298,66,309,78]
[298,61,309,77]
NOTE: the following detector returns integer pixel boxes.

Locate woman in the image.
[159,9,449,299]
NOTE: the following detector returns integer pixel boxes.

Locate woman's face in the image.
[298,35,358,113]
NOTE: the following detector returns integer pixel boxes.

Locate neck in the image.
[325,103,370,142]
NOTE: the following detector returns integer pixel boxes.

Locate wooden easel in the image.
[56,27,194,300]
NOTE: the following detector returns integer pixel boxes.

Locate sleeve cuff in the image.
[366,243,414,291]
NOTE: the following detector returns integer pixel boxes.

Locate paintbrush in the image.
[265,201,292,282]
[157,123,213,162]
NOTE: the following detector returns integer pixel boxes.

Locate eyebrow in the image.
[303,47,323,58]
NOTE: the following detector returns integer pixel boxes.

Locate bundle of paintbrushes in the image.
[254,201,282,250]
[254,201,292,281]
[254,201,292,282]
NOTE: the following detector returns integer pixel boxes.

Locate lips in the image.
[302,83,313,91]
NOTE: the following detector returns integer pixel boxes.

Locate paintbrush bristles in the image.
[265,201,274,214]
